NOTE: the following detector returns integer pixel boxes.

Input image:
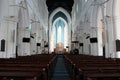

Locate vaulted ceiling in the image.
[46,0,74,15]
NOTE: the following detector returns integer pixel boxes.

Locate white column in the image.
[36,23,41,54]
[97,7,103,56]
[90,5,98,56]
[68,22,72,52]
[78,22,84,54]
[30,21,37,55]
[83,22,90,55]
[113,0,120,58]
[17,0,30,56]
[41,26,45,53]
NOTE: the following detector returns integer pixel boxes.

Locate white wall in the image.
[0,0,48,58]
[72,0,120,58]
[0,0,17,58]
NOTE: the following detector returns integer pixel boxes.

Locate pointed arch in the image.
[49,7,71,25]
[49,7,72,52]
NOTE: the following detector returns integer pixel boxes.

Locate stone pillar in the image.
[90,5,99,56]
[36,23,42,54]
[83,21,90,55]
[113,0,120,58]
[17,0,30,56]
[30,21,37,55]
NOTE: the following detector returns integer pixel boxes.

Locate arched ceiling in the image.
[52,11,68,24]
[46,0,74,15]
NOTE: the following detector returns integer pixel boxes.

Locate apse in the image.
[50,17,68,52]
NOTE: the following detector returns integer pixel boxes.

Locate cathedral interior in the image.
[0,0,120,80]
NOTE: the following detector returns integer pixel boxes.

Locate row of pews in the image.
[64,54,120,80]
[0,54,57,80]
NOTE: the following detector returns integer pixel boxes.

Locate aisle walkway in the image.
[52,54,70,80]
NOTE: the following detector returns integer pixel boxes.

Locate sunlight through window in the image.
[58,26,62,43]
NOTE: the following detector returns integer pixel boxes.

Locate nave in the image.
[1,0,120,80]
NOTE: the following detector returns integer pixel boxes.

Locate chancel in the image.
[53,19,67,52]
[0,0,120,80]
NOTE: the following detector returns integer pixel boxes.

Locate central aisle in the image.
[52,54,70,80]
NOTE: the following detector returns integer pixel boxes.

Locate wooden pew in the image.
[0,54,57,80]
[64,54,120,80]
